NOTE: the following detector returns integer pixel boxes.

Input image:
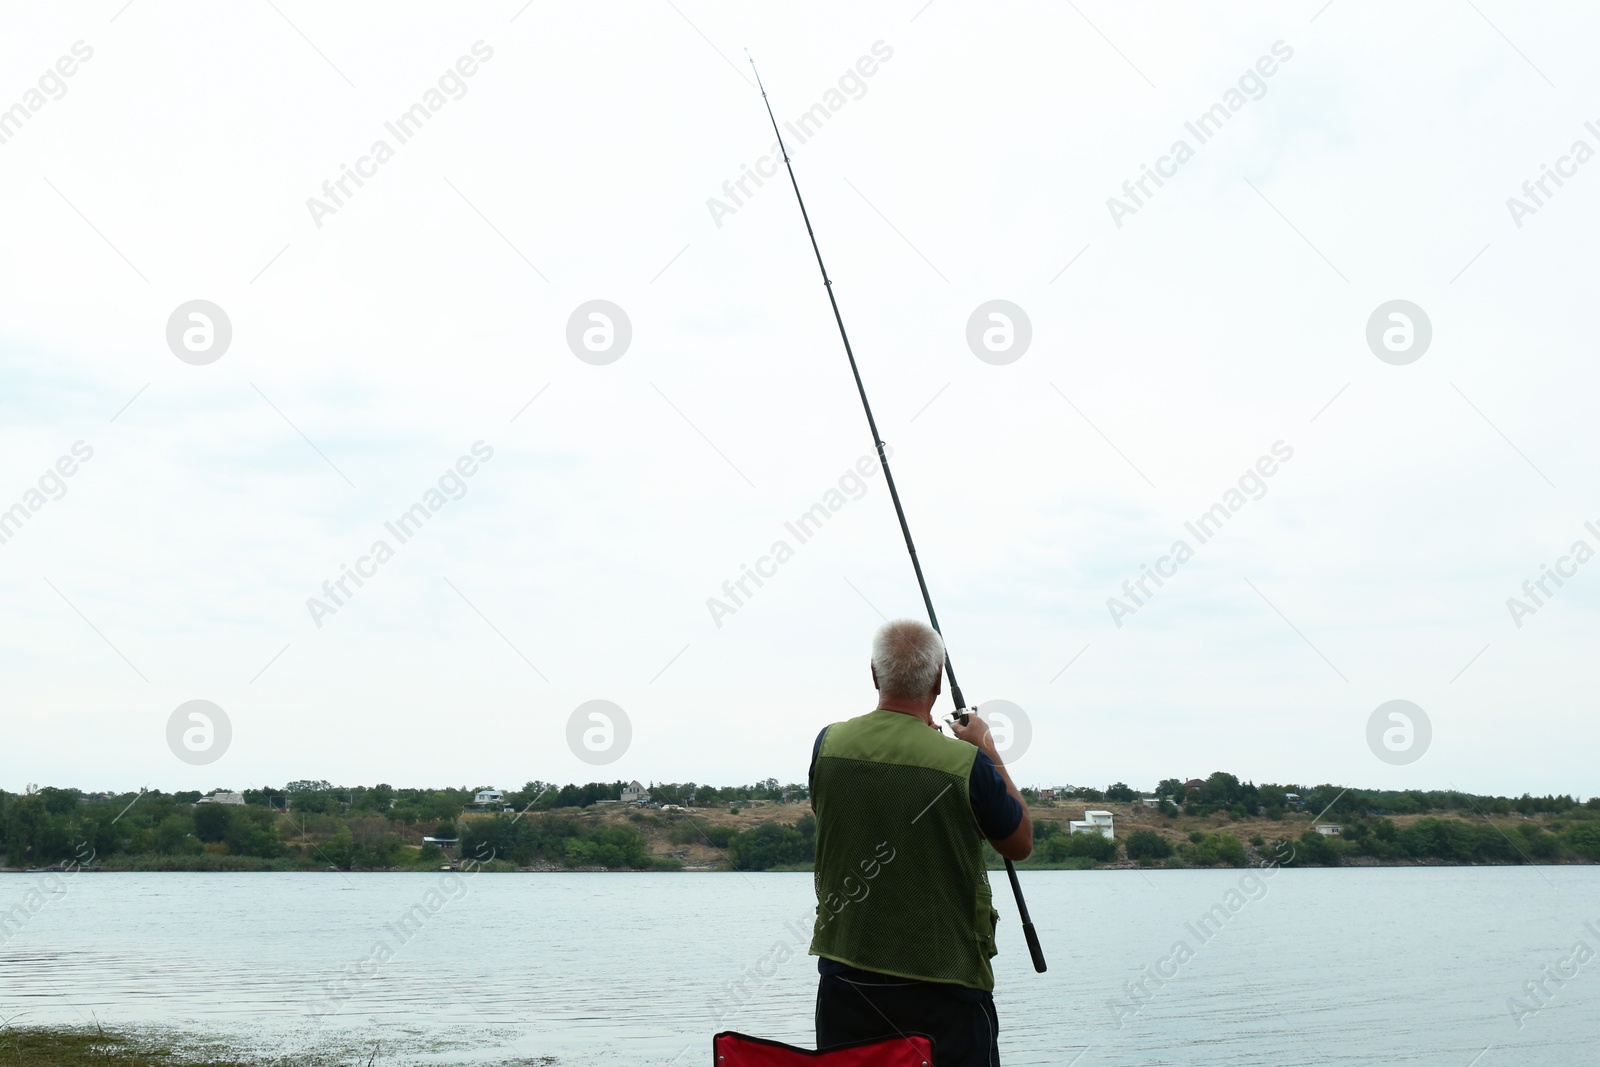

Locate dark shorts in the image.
[815,968,1000,1067]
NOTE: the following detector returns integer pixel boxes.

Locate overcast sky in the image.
[2,1,1596,800]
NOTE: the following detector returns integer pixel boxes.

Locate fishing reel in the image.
[944,706,976,729]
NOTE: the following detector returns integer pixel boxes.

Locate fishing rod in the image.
[746,51,1046,975]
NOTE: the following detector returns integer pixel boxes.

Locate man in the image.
[809,619,1033,1066]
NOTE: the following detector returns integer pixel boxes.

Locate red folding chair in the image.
[713,1031,934,1066]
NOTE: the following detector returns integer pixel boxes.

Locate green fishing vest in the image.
[809,709,1000,991]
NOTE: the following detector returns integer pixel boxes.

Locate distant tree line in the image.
[5,773,1597,871]
[1284,817,1600,867]
[1031,817,1600,870]
[1,787,294,869]
[0,779,806,871]
[1028,771,1600,823]
[507,778,807,809]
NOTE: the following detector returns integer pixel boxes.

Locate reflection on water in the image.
[1,867,1595,1065]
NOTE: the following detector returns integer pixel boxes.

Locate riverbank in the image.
[5,799,1594,873]
[10,778,1596,873]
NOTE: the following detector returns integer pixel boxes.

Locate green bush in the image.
[457,812,652,869]
[1513,823,1560,860]
[1178,832,1246,867]
[1042,830,1117,863]
[1289,829,1342,866]
[563,825,651,868]
[1125,830,1174,861]
[1396,819,1519,864]
[728,818,815,871]
[1561,822,1600,860]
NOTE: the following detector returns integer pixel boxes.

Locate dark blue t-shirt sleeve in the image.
[809,726,828,794]
[969,749,1023,841]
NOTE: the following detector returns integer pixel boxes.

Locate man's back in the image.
[810,708,1000,991]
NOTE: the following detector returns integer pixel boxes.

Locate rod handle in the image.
[1003,859,1047,973]
[1021,919,1047,973]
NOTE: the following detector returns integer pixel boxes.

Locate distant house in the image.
[1139,798,1162,808]
[1038,788,1056,802]
[1284,793,1303,806]
[1314,824,1342,837]
[195,791,245,806]
[421,836,459,847]
[1070,810,1115,839]
[1184,778,1205,791]
[473,789,505,806]
[620,781,650,805]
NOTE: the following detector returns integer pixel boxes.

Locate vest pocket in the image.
[975,880,999,958]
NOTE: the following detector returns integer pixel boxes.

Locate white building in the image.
[620,781,650,805]
[1070,810,1115,839]
[473,789,505,806]
[1315,824,1342,836]
[194,791,245,806]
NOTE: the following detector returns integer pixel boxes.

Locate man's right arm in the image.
[951,715,1033,861]
[983,748,1034,861]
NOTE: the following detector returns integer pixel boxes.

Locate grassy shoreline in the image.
[0,1027,253,1067]
[0,1026,556,1067]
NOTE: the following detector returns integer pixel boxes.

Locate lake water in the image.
[2,867,1596,1065]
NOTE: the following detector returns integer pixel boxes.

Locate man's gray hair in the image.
[872,619,946,699]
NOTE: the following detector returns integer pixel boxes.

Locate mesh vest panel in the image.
[810,710,999,990]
